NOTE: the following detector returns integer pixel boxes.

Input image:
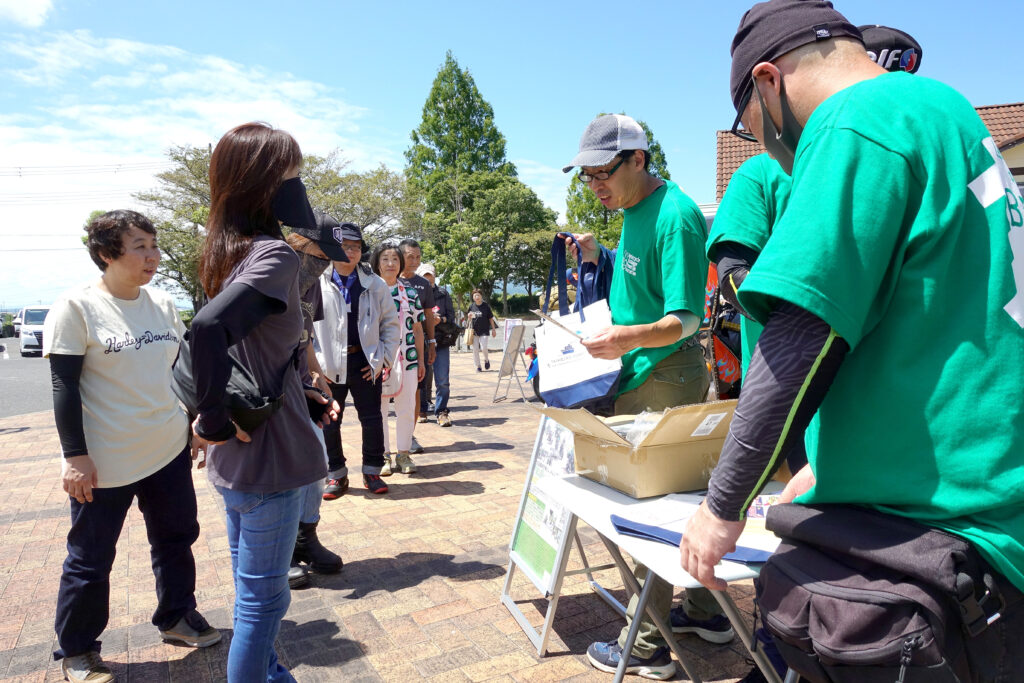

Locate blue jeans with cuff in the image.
[217,485,301,683]
[432,345,451,415]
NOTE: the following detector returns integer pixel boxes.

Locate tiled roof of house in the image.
[715,102,1024,201]
[715,131,765,201]
[975,102,1024,150]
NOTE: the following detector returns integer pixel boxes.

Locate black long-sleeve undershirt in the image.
[713,241,760,320]
[50,353,87,458]
[190,282,281,441]
[705,302,850,521]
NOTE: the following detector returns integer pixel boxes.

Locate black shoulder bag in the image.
[171,331,285,434]
[756,503,1019,683]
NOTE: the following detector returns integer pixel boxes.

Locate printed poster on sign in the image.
[509,416,576,592]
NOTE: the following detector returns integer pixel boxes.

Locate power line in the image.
[0,162,173,177]
[0,247,87,252]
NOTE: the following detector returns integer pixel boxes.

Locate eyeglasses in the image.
[578,158,624,183]
[730,82,758,143]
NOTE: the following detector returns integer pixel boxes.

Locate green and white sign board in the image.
[508,416,576,592]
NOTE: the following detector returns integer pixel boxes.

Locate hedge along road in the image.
[0,337,54,419]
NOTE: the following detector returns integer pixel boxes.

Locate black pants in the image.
[54,447,199,659]
[324,353,385,476]
[419,363,433,413]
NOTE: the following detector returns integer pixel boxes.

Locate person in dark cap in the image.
[704,22,927,682]
[682,1,1024,679]
[565,114,722,680]
[312,219,401,498]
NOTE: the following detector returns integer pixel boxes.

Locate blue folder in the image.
[609,514,773,564]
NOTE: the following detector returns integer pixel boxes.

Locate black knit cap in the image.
[730,0,862,112]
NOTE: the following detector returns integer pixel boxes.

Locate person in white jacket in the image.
[312,219,401,497]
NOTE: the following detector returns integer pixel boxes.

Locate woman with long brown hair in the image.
[189,121,330,682]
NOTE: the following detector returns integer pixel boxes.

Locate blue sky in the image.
[1,0,1021,309]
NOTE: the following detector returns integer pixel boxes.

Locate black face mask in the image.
[271,177,317,230]
[754,75,804,175]
[297,253,330,296]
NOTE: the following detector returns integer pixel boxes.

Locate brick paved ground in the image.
[0,350,758,682]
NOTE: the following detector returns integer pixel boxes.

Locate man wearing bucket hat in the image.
[680,0,1024,678]
[563,114,722,679]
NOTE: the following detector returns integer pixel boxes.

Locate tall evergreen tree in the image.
[404,51,515,232]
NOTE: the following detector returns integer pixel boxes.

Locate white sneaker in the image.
[409,437,424,454]
[380,454,393,477]
[61,651,114,683]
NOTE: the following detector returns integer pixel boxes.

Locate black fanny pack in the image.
[171,331,285,434]
[435,320,462,349]
[757,503,1019,683]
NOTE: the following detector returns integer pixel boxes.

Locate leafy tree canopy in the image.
[404,51,515,220]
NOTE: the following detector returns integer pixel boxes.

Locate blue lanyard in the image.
[331,269,357,305]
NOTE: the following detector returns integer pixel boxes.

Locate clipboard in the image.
[530,309,585,341]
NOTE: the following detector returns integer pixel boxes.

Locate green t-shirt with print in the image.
[706,153,791,377]
[738,72,1024,591]
[610,179,709,394]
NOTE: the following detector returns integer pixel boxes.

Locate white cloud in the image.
[0,0,52,28]
[0,30,404,308]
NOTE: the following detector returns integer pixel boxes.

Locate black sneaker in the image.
[585,640,676,680]
[363,474,388,494]
[322,476,349,500]
[669,606,735,643]
[484,360,490,370]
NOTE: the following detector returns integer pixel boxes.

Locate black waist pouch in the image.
[171,331,284,434]
[757,503,1017,683]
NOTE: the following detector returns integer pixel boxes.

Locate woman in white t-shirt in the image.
[44,210,220,683]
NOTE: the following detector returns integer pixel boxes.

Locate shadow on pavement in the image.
[406,460,503,478]
[446,416,508,428]
[277,619,363,668]
[425,440,514,453]
[0,427,29,436]
[320,552,505,599]
[338,479,485,499]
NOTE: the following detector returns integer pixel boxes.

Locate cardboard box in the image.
[539,400,738,498]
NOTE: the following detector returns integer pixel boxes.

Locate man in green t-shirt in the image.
[562,113,722,680]
[681,1,1024,678]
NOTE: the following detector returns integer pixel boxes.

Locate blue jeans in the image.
[217,486,302,683]
[432,345,451,415]
[54,447,199,659]
[299,421,327,524]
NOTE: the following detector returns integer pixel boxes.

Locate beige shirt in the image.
[44,283,188,487]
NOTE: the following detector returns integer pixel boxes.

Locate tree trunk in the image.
[502,277,509,317]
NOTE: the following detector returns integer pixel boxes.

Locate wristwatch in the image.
[427,339,437,345]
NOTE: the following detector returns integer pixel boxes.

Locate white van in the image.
[12,308,23,337]
[19,306,51,356]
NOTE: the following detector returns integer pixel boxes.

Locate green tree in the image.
[468,178,557,314]
[133,145,421,311]
[564,116,670,246]
[303,153,422,239]
[133,145,211,311]
[404,51,515,245]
